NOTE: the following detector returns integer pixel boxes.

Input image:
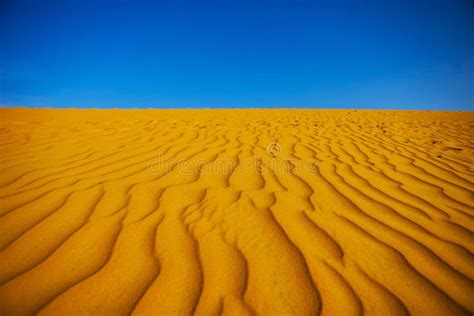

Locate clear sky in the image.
[1,0,472,110]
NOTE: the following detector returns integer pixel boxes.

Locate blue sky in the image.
[0,0,472,109]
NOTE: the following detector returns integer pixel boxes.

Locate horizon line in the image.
[1,105,473,112]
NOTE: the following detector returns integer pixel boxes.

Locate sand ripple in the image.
[0,108,473,315]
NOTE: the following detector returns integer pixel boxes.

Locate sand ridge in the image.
[0,108,473,315]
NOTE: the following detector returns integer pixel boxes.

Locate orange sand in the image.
[0,108,473,315]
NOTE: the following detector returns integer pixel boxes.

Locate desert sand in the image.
[0,108,473,315]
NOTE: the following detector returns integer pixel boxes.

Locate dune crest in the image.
[0,108,473,315]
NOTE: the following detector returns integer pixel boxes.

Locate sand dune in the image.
[0,108,473,315]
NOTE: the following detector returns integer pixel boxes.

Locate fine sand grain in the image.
[0,108,473,315]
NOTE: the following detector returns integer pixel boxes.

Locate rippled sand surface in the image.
[0,108,473,315]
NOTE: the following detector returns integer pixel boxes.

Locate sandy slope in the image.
[0,108,473,316]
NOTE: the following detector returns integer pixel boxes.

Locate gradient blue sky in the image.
[1,0,473,109]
